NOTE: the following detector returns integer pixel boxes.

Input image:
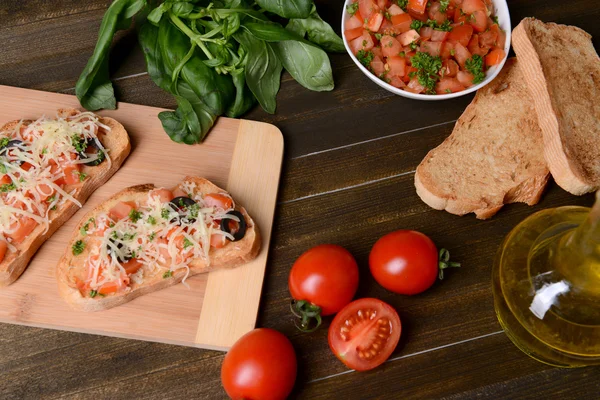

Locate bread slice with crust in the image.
[56,176,261,312]
[0,108,130,286]
[512,18,600,195]
[415,58,550,219]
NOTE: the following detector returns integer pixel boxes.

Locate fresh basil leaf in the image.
[226,68,256,118]
[225,13,241,37]
[171,2,194,17]
[234,30,282,114]
[147,2,171,25]
[243,21,304,42]
[255,0,313,18]
[271,40,334,91]
[287,7,345,53]
[76,0,147,110]
[138,22,171,91]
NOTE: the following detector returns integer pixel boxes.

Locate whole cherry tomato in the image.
[289,244,359,331]
[369,230,459,295]
[221,328,297,400]
[328,298,401,371]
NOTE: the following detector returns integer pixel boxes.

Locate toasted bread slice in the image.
[512,18,600,195]
[56,176,261,312]
[415,58,550,219]
[0,109,130,286]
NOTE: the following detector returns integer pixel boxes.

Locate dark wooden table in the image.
[1,1,599,398]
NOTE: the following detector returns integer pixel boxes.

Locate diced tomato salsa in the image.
[345,0,506,95]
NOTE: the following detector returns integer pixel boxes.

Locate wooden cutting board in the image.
[0,85,284,351]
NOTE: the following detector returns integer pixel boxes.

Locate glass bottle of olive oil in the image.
[493,192,600,367]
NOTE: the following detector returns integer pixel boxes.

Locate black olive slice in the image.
[106,238,132,263]
[169,196,198,224]
[78,138,106,166]
[220,210,247,242]
[0,140,26,166]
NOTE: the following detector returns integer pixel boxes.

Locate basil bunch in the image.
[75,0,344,144]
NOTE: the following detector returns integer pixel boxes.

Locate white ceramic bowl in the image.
[341,0,511,100]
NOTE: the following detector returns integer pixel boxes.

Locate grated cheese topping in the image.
[74,186,240,296]
[0,111,110,250]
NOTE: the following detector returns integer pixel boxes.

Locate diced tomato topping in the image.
[490,23,506,48]
[420,41,443,57]
[381,35,403,57]
[453,42,472,67]
[448,24,473,47]
[149,189,174,204]
[122,258,143,275]
[436,77,465,94]
[211,233,227,249]
[403,65,418,82]
[388,4,405,15]
[371,46,384,58]
[441,59,459,77]
[470,9,488,32]
[468,34,490,57]
[1,175,11,185]
[457,70,475,87]
[485,48,505,66]
[398,29,420,46]
[440,41,455,59]
[431,30,449,42]
[359,0,379,19]
[461,0,487,13]
[428,1,447,24]
[366,11,384,32]
[406,77,426,93]
[6,217,38,244]
[479,29,498,48]
[370,56,386,76]
[419,26,433,39]
[387,56,407,77]
[98,281,120,295]
[391,13,412,33]
[109,201,136,221]
[204,193,234,210]
[346,14,364,30]
[0,240,7,263]
[350,31,375,54]
[389,75,406,88]
[408,0,428,15]
[345,27,364,42]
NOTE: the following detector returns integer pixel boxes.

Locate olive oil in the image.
[493,193,600,367]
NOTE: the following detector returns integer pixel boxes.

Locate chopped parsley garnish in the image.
[375,33,383,41]
[41,148,48,155]
[128,209,142,223]
[183,238,194,249]
[0,163,6,174]
[111,230,119,239]
[411,19,453,32]
[0,138,9,148]
[95,150,106,164]
[492,16,499,24]
[465,55,486,84]
[147,215,157,225]
[399,51,406,57]
[0,183,16,192]
[384,11,392,20]
[187,203,200,219]
[122,232,136,241]
[89,290,98,298]
[71,135,86,153]
[356,49,375,69]
[148,232,156,241]
[163,270,173,279]
[410,20,424,31]
[109,222,115,228]
[409,41,419,51]
[76,171,88,182]
[72,240,85,255]
[410,52,443,94]
[161,208,171,219]
[440,0,449,13]
[397,0,408,11]
[47,195,56,204]
[80,217,95,235]
[346,2,359,15]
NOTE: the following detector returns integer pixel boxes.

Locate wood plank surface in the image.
[1,0,599,398]
[0,86,283,350]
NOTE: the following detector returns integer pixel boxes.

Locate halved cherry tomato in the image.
[204,193,233,210]
[122,258,143,275]
[0,240,8,263]
[289,245,359,317]
[149,189,174,204]
[221,328,297,400]
[328,298,401,371]
[109,201,136,221]
[485,48,506,66]
[408,0,428,15]
[6,217,38,244]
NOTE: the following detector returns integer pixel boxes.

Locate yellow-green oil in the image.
[492,203,600,367]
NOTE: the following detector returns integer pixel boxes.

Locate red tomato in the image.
[328,298,401,371]
[289,244,359,320]
[431,30,450,42]
[453,42,472,67]
[448,24,473,47]
[211,233,227,248]
[479,29,498,48]
[408,0,427,15]
[0,239,7,263]
[461,0,486,13]
[371,56,386,76]
[491,23,506,48]
[485,48,506,66]
[349,31,375,54]
[204,193,233,210]
[389,75,406,88]
[436,77,465,94]
[122,258,143,275]
[149,189,174,204]
[6,217,38,244]
[398,29,420,46]
[470,9,488,32]
[109,201,136,221]
[381,35,402,57]
[345,27,364,42]
[359,0,379,19]
[387,56,406,77]
[371,46,384,58]
[457,70,475,87]
[391,13,412,33]
[441,59,459,77]
[366,11,384,32]
[440,41,455,59]
[221,328,297,400]
[345,14,363,30]
[388,4,405,15]
[406,77,426,93]
[369,230,440,295]
[468,34,490,57]
[421,40,443,57]
[428,1,447,24]
[0,175,11,185]
[419,26,433,40]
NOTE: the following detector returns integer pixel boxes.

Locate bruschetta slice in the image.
[56,176,261,311]
[0,108,130,286]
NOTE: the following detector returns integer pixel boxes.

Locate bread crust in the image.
[0,109,131,287]
[512,18,600,195]
[414,58,550,219]
[56,177,261,312]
